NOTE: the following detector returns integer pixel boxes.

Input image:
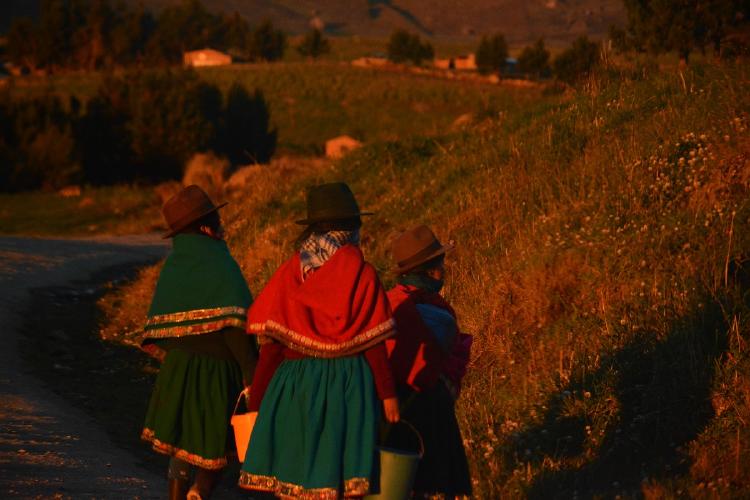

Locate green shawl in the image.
[142,234,252,345]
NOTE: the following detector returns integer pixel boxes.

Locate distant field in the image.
[7,61,548,155]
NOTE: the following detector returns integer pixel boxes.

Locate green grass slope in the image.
[199,62,543,154]
[7,62,542,156]
[103,60,750,497]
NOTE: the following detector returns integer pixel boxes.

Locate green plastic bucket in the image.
[365,421,424,500]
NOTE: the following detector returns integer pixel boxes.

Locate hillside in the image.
[129,0,626,43]
[3,0,626,44]
[99,58,750,497]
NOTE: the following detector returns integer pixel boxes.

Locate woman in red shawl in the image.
[239,182,399,499]
[386,225,473,498]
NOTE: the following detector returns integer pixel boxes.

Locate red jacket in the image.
[248,245,395,356]
[246,245,396,410]
[386,284,472,394]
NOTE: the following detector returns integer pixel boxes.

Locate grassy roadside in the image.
[0,185,163,237]
[100,59,750,497]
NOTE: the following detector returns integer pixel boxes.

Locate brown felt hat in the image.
[295,182,373,225]
[161,185,227,238]
[391,224,454,274]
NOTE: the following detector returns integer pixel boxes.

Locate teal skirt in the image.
[142,347,244,470]
[239,356,379,497]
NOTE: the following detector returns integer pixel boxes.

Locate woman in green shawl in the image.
[141,185,257,500]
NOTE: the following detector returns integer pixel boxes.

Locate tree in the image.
[148,0,223,64]
[386,29,433,65]
[249,20,286,62]
[36,0,86,69]
[475,33,508,75]
[76,78,134,184]
[127,70,222,180]
[6,18,40,72]
[517,38,550,79]
[109,2,156,66]
[552,36,600,84]
[74,0,115,70]
[2,94,81,191]
[621,0,749,62]
[221,11,252,57]
[297,29,330,59]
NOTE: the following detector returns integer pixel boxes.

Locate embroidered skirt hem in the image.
[142,347,243,470]
[238,471,370,499]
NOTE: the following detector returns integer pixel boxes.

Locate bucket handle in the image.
[386,419,425,458]
[232,387,251,416]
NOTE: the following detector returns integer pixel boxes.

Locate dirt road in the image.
[0,235,168,498]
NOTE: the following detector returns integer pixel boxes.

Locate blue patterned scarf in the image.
[299,230,360,278]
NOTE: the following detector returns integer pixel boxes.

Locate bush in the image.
[553,35,601,84]
[218,83,277,165]
[387,29,434,66]
[476,33,508,75]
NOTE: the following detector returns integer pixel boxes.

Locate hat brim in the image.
[162,202,228,239]
[393,241,455,274]
[295,211,374,225]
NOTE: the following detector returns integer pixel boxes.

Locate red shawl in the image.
[247,245,395,357]
[386,284,472,393]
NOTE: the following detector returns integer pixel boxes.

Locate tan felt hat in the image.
[391,224,454,274]
[162,185,227,238]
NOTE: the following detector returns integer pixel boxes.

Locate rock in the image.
[325,135,363,159]
[78,197,95,208]
[58,185,81,197]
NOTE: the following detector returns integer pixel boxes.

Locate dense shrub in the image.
[0,70,276,191]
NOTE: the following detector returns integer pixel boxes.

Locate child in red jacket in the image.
[386,225,472,498]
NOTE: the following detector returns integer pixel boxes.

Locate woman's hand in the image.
[383,397,400,423]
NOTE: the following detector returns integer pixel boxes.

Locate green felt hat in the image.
[295,182,373,225]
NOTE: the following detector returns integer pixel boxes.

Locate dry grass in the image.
[100,60,750,497]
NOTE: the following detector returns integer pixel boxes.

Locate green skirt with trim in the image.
[239,356,378,498]
[142,347,243,470]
